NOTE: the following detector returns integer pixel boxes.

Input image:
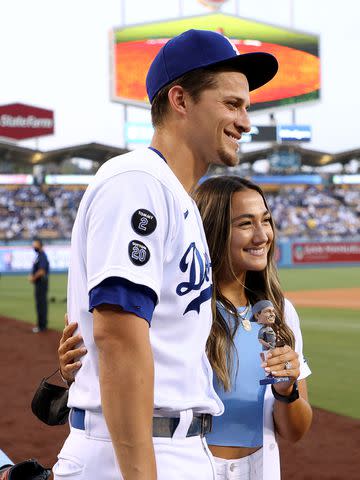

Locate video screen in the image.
[111,13,320,111]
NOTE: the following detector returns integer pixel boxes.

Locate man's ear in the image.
[167,85,188,116]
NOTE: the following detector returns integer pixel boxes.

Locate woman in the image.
[59,176,312,480]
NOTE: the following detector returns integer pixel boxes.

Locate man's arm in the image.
[30,268,46,282]
[93,305,157,480]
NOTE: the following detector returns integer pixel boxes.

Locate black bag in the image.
[31,369,70,426]
[0,458,51,480]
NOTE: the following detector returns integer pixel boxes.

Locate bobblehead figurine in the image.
[252,300,290,385]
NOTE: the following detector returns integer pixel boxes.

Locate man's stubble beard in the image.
[216,146,240,168]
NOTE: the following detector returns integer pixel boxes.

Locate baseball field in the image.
[1,266,359,478]
[1,266,358,418]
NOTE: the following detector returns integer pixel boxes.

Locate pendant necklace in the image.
[217,300,252,331]
[238,304,252,331]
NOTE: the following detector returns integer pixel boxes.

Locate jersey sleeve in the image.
[85,170,177,301]
[284,298,311,380]
[89,277,157,324]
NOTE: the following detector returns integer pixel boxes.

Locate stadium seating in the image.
[0,184,359,241]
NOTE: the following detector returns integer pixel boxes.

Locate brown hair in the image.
[151,65,240,127]
[192,176,295,391]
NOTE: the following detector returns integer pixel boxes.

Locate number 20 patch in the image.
[131,209,157,236]
[128,240,150,266]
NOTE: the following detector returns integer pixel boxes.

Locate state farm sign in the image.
[0,103,54,140]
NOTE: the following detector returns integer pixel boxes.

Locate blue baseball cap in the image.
[146,29,278,104]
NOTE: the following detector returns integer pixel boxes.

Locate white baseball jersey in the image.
[67,147,224,416]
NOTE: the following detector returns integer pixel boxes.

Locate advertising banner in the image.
[45,174,93,185]
[0,103,54,140]
[125,123,311,145]
[292,242,360,264]
[0,174,33,185]
[0,244,70,273]
[333,175,360,185]
[277,125,312,142]
[240,126,277,143]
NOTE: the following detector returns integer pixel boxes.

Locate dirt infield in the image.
[285,287,360,309]
[1,315,359,479]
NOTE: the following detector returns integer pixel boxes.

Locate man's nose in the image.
[235,110,251,134]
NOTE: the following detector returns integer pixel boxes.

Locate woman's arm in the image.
[272,378,312,442]
[58,315,87,384]
[262,345,312,442]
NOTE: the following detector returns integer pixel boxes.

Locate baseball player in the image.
[53,29,278,480]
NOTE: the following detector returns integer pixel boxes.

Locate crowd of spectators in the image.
[266,185,360,239]
[0,186,59,240]
[0,185,86,240]
[0,183,359,241]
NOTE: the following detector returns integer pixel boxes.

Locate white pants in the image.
[53,409,216,480]
[213,449,263,480]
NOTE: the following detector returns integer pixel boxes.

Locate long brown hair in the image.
[193,176,295,391]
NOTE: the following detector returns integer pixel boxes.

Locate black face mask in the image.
[34,247,40,253]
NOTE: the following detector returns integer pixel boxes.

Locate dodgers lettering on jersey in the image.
[177,243,212,314]
[67,148,224,416]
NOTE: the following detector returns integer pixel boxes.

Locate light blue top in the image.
[206,304,266,447]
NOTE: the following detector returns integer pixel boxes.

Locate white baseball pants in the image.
[213,449,263,480]
[53,409,216,479]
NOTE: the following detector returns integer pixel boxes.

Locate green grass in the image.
[279,266,360,291]
[1,268,359,418]
[0,273,68,331]
[296,306,359,419]
[280,268,360,418]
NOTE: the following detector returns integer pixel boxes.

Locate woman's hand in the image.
[58,314,87,384]
[266,345,313,442]
[261,345,300,396]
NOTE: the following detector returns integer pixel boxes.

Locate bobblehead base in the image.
[259,348,290,385]
[259,375,290,385]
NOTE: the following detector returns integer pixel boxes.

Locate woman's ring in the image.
[284,361,292,370]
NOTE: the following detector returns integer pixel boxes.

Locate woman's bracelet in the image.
[271,382,299,403]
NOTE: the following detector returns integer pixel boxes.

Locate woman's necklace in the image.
[238,304,252,331]
[217,300,252,331]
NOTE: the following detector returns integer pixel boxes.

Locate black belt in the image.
[71,408,212,438]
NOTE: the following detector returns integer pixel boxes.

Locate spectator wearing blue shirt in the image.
[29,238,50,333]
